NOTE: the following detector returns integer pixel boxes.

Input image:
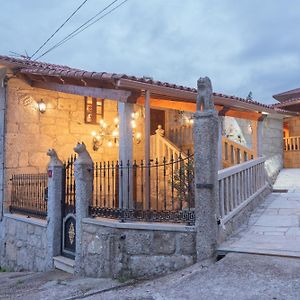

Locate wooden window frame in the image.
[84,97,104,124]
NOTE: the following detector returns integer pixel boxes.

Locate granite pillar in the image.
[73,142,94,274]
[46,149,64,269]
[193,77,219,261]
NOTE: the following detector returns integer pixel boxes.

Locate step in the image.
[53,256,75,274]
[217,247,300,259]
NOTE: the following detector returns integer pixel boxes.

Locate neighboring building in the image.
[273,88,300,167]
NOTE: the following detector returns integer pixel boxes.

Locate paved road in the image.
[1,253,300,300]
[219,169,300,257]
[0,269,121,300]
[89,253,300,300]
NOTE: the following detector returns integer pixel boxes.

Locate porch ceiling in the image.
[136,96,264,121]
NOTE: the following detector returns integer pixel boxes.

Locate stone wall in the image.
[262,116,283,182]
[284,151,300,168]
[282,116,300,168]
[222,115,283,182]
[81,218,196,279]
[0,214,47,271]
[284,116,300,136]
[5,78,145,206]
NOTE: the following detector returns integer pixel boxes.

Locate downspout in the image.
[0,75,9,222]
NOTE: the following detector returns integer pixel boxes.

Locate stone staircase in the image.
[53,256,75,274]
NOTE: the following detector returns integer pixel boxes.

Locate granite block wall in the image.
[5,78,145,208]
[81,219,196,279]
[262,116,283,182]
[0,214,47,272]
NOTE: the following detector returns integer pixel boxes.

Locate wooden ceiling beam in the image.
[218,106,231,116]
[31,81,132,102]
[137,97,197,111]
[137,97,263,121]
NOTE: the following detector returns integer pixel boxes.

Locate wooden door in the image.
[150,109,165,135]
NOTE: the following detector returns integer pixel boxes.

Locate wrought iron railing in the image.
[89,152,195,225]
[63,155,76,215]
[10,173,48,219]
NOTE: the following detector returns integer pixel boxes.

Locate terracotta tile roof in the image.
[270,98,300,108]
[0,55,292,114]
[273,88,300,102]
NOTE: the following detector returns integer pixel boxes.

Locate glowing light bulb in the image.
[131,120,137,129]
[107,141,113,147]
[37,100,46,113]
[91,131,97,137]
[136,132,141,139]
[114,117,119,124]
[112,130,119,137]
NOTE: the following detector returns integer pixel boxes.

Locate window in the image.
[84,97,104,124]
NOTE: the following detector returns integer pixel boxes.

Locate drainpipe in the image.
[0,74,9,222]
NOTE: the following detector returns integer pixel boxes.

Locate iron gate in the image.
[61,155,76,259]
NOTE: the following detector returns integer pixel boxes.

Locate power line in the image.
[30,0,89,59]
[34,0,121,60]
[35,0,128,61]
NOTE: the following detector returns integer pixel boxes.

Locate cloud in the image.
[1,0,300,104]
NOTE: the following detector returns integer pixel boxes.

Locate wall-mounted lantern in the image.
[37,99,46,113]
[248,124,253,134]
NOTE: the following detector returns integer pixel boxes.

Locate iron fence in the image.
[63,155,76,215]
[10,173,48,219]
[89,152,195,225]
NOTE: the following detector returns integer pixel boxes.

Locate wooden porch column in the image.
[118,102,134,208]
[144,90,151,209]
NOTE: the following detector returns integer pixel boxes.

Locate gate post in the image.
[73,142,94,274]
[193,77,219,261]
[46,149,64,269]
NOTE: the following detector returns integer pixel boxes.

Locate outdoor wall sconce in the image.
[248,124,253,134]
[37,100,46,113]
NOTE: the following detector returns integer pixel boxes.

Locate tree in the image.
[246,91,253,101]
[171,156,195,209]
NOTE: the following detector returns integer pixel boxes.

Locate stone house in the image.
[0,55,294,277]
[272,87,300,167]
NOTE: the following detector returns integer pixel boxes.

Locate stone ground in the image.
[1,253,300,299]
[218,169,300,257]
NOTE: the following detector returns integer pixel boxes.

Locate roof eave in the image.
[117,78,287,116]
